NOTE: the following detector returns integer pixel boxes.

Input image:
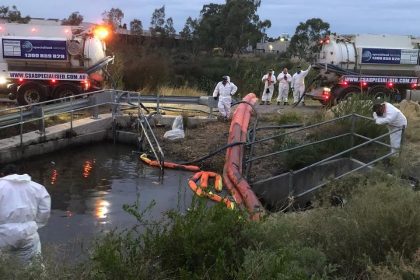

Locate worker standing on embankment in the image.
[291,65,311,106]
[261,69,276,105]
[213,76,238,121]
[277,68,292,105]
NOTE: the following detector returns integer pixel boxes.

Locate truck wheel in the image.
[17,83,47,105]
[54,84,81,100]
[339,87,361,101]
[368,86,391,101]
[332,87,361,105]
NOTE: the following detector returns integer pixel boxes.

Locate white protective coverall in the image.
[212,76,238,118]
[0,174,51,264]
[291,66,311,104]
[261,73,276,102]
[276,72,292,103]
[373,102,407,154]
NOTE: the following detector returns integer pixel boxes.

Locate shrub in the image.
[303,174,420,277]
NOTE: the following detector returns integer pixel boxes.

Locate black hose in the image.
[246,124,303,143]
[138,99,258,166]
[178,141,246,165]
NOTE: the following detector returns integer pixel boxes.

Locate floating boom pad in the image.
[140,153,201,172]
[188,171,234,209]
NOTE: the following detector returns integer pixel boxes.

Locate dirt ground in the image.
[152,100,323,174]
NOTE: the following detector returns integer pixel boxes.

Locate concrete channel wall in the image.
[0,114,217,164]
[251,158,370,211]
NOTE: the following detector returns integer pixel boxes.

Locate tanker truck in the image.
[306,34,420,105]
[0,23,114,105]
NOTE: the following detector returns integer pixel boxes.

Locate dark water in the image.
[19,143,194,253]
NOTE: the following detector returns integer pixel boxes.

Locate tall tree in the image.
[102,8,124,29]
[179,17,197,40]
[150,5,165,34]
[194,0,270,54]
[0,5,30,23]
[62,12,84,26]
[164,17,176,36]
[288,18,330,62]
[130,19,143,35]
[0,6,8,18]
[195,4,224,49]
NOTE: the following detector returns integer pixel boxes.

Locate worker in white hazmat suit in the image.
[0,164,51,264]
[291,65,311,105]
[212,76,238,120]
[276,68,292,105]
[261,69,276,105]
[372,100,407,155]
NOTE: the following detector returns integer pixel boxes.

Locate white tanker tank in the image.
[317,34,420,76]
[0,23,113,105]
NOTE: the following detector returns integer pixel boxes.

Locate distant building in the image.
[256,40,290,54]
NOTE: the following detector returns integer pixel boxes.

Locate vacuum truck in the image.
[0,23,114,105]
[306,34,420,105]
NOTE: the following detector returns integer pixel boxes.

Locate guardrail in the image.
[0,90,218,144]
[245,113,405,200]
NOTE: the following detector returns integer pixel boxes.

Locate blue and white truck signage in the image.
[8,71,88,81]
[2,38,67,60]
[343,75,418,84]
[361,48,418,65]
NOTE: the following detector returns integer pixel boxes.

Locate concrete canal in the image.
[18,142,194,252]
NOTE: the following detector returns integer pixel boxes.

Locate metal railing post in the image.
[399,126,406,156]
[288,170,294,196]
[70,95,74,131]
[156,91,161,115]
[349,113,356,158]
[19,107,23,146]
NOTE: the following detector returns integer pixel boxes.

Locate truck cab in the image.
[0,23,113,105]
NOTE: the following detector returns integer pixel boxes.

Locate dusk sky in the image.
[2,0,419,37]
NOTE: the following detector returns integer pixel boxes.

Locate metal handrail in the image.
[247,114,353,146]
[293,128,402,176]
[353,132,391,148]
[246,133,351,163]
[0,90,217,144]
[294,150,396,198]
[137,111,165,172]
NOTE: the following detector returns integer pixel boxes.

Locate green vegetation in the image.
[270,96,389,170]
[107,41,293,95]
[1,173,419,279]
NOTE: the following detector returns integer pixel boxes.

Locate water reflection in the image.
[19,143,194,248]
[95,199,110,220]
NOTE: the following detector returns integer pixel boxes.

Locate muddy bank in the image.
[154,121,231,173]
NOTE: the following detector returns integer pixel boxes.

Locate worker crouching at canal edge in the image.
[0,164,51,265]
[372,99,407,155]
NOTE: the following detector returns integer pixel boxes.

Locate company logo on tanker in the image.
[362,50,372,62]
[21,41,34,52]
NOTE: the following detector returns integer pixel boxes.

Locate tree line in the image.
[0,3,330,61]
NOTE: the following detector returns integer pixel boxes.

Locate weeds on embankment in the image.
[1,172,419,279]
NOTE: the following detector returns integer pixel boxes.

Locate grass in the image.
[1,172,419,279]
[158,85,207,97]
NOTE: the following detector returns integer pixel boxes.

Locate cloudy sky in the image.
[2,0,419,37]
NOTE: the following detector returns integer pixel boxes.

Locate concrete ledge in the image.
[0,113,217,164]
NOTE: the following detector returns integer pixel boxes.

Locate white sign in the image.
[9,71,88,81]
